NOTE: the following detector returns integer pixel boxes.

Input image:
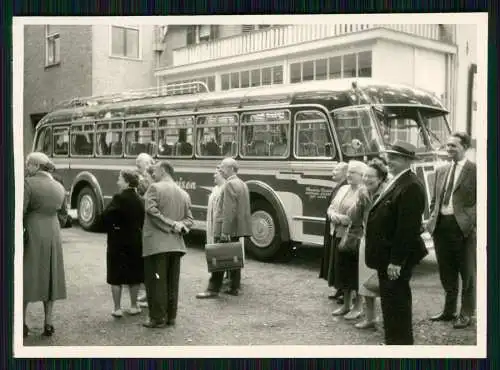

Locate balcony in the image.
[172,24,447,67]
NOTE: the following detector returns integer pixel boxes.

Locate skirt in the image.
[333,236,359,291]
[357,237,379,298]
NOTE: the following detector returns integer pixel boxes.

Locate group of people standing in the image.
[319,132,477,345]
[23,131,476,346]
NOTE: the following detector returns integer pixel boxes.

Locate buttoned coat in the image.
[214,174,252,238]
[142,180,194,257]
[426,160,477,238]
[365,170,428,272]
[23,171,67,302]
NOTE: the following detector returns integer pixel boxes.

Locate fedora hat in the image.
[383,140,418,159]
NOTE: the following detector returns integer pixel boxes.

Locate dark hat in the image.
[383,140,418,159]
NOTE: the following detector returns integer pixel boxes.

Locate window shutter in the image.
[242,25,254,33]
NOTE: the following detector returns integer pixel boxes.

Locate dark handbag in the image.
[205,241,244,273]
[337,225,360,253]
[363,272,380,295]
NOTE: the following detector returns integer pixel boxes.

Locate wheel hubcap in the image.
[79,194,94,223]
[251,210,275,248]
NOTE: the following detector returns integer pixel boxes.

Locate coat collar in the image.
[370,169,412,210]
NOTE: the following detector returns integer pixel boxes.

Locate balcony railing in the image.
[172,24,445,67]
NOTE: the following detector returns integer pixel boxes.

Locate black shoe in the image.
[429,312,457,322]
[142,320,166,329]
[453,314,471,329]
[42,324,54,337]
[23,324,29,338]
[196,291,219,299]
[224,288,239,296]
[166,319,176,327]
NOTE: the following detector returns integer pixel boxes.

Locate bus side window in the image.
[124,120,156,156]
[294,110,334,158]
[35,126,52,155]
[53,127,69,156]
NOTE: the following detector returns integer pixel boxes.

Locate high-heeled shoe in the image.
[23,324,29,338]
[332,307,350,316]
[42,324,54,337]
[355,319,376,329]
[344,310,362,320]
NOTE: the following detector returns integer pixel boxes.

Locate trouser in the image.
[144,252,182,322]
[378,268,414,345]
[207,237,242,292]
[433,215,476,316]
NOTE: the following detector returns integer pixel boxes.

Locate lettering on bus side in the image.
[304,186,332,201]
[175,178,197,190]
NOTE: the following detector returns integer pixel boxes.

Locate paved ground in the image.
[23,226,476,346]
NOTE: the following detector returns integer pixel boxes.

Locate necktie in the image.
[442,162,457,206]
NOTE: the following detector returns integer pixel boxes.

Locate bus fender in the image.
[245,180,290,243]
[70,171,105,211]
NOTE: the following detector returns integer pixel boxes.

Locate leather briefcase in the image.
[205,241,244,273]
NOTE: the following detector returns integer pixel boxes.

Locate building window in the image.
[45,25,60,67]
[111,25,140,59]
[291,51,372,83]
[221,65,284,91]
[186,25,219,45]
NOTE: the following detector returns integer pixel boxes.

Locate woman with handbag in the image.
[330,161,370,318]
[354,158,389,329]
[101,170,145,318]
[23,152,67,337]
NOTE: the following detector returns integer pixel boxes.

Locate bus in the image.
[32,78,451,261]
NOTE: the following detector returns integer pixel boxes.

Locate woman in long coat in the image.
[354,158,389,329]
[329,160,370,318]
[23,152,67,337]
[319,162,348,299]
[101,170,145,317]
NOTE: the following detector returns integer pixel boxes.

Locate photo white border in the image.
[13,13,488,358]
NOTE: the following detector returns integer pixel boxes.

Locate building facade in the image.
[23,24,163,155]
[154,24,478,144]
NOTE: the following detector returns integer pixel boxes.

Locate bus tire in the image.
[247,199,289,261]
[77,186,101,231]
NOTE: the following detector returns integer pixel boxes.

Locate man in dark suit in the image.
[365,141,428,345]
[142,161,193,328]
[197,157,252,298]
[426,132,476,329]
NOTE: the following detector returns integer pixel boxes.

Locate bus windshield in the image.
[372,105,450,153]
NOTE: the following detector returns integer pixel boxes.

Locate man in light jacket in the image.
[142,161,193,328]
[197,157,252,298]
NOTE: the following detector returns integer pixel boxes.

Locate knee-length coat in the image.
[23,171,67,302]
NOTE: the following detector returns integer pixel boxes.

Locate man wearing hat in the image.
[365,141,428,345]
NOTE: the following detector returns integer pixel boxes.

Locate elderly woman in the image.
[329,160,370,318]
[23,152,67,337]
[319,162,348,301]
[101,170,145,317]
[135,153,155,197]
[353,158,389,329]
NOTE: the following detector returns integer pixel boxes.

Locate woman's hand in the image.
[330,212,351,225]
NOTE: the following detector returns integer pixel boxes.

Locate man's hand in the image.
[172,221,184,234]
[387,263,401,280]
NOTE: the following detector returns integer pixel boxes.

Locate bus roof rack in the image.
[53,81,209,110]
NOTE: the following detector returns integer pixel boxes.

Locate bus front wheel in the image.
[247,200,289,261]
[77,186,101,231]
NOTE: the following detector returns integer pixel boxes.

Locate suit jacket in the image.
[101,188,145,254]
[365,170,428,271]
[142,179,193,257]
[426,160,476,238]
[214,174,252,238]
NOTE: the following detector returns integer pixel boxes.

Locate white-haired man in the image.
[197,157,252,298]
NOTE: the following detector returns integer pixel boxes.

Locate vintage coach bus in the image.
[32,78,450,261]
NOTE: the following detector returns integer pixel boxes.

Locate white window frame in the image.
[45,25,60,67]
[109,25,142,60]
[219,63,285,91]
[287,48,373,83]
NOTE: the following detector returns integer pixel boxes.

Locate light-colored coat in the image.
[23,171,67,302]
[426,160,477,238]
[214,174,252,238]
[206,185,223,244]
[142,179,193,257]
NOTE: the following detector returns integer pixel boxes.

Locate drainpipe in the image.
[466,63,477,137]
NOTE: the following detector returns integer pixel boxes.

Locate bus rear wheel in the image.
[77,186,101,231]
[247,200,289,261]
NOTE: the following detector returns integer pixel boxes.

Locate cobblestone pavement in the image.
[23,226,476,347]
